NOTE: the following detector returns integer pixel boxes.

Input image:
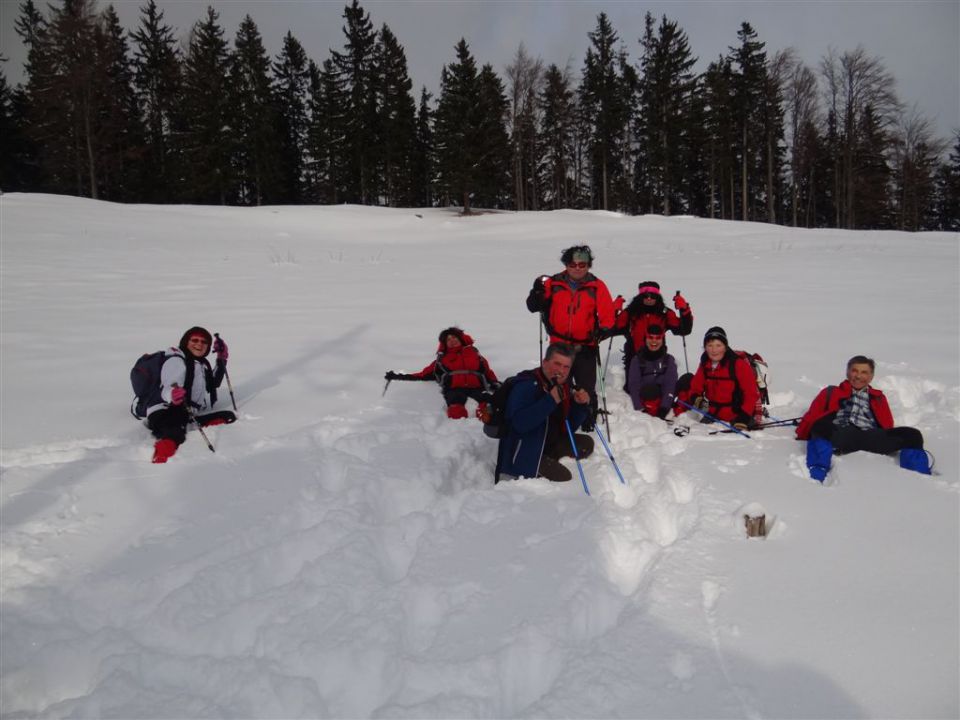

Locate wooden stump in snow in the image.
[744,514,767,538]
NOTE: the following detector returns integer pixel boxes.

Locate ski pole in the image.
[382,378,392,396]
[214,333,238,412]
[593,423,626,484]
[677,399,751,438]
[674,291,690,373]
[709,418,799,435]
[175,385,215,453]
[565,419,590,496]
[595,349,612,441]
[539,316,545,362]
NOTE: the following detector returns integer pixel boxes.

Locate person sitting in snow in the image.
[526,245,617,431]
[605,281,692,388]
[148,327,234,463]
[626,324,679,420]
[676,326,759,431]
[385,327,499,419]
[495,343,594,484]
[796,355,931,481]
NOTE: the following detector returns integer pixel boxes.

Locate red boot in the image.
[152,438,178,463]
[446,404,468,419]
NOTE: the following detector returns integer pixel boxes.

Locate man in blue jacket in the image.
[495,343,594,483]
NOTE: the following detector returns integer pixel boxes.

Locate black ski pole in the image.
[174,384,215,453]
[382,378,392,396]
[539,316,544,362]
[214,333,238,412]
[677,399,751,438]
[595,349,611,441]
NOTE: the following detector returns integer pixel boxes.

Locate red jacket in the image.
[538,273,615,347]
[679,351,760,423]
[796,380,894,440]
[412,334,498,390]
[614,308,688,352]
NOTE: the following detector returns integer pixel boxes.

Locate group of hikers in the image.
[135,245,933,481]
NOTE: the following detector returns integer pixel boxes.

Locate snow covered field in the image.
[1,193,958,718]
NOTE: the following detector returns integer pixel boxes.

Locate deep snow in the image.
[1,194,958,719]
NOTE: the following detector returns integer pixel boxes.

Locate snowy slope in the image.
[1,194,958,718]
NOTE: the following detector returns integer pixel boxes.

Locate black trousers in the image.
[147,406,189,444]
[442,388,488,407]
[539,434,595,482]
[571,346,599,427]
[811,417,924,455]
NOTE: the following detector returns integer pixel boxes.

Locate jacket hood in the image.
[179,326,212,357]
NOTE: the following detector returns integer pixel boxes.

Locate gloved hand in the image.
[171,385,187,406]
[488,381,502,391]
[733,422,749,432]
[213,336,229,362]
[733,414,753,431]
[385,371,398,381]
[673,291,690,313]
[613,294,625,313]
[692,395,710,412]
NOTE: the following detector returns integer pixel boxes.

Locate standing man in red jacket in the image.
[526,245,615,431]
[797,355,931,481]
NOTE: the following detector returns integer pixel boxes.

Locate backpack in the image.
[130,349,194,419]
[731,350,770,421]
[481,370,535,439]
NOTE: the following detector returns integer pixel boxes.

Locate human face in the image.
[646,334,664,351]
[847,362,875,391]
[445,335,462,349]
[542,352,573,384]
[186,335,209,358]
[704,339,726,362]
[642,294,658,306]
[565,260,590,281]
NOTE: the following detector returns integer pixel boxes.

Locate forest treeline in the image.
[1,0,957,230]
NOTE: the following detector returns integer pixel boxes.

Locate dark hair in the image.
[179,326,212,357]
[544,342,576,361]
[560,245,593,267]
[846,355,875,371]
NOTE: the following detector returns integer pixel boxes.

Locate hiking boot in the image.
[152,438,178,463]
[446,404,468,419]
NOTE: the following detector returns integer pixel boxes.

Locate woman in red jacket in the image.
[385,327,499,419]
[678,326,759,429]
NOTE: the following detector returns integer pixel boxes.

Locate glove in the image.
[170,385,187,406]
[673,291,689,313]
[733,414,753,431]
[693,395,710,412]
[488,381,501,391]
[385,371,398,381]
[213,336,229,362]
[733,422,749,432]
[613,295,625,313]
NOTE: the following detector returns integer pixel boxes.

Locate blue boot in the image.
[899,448,932,475]
[806,437,833,483]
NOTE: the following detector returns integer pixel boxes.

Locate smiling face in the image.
[445,334,462,350]
[186,334,209,358]
[565,261,590,281]
[646,334,664,351]
[704,339,726,362]
[846,362,875,391]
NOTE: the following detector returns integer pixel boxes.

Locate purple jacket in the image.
[627,349,678,415]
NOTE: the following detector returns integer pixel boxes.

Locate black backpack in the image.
[482,370,535,439]
[130,350,195,419]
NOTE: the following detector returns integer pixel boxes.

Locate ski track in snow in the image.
[2,198,958,718]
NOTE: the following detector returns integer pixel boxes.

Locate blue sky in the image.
[1,0,957,142]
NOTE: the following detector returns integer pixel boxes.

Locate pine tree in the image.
[637,12,697,215]
[702,56,737,219]
[410,87,434,207]
[506,44,544,210]
[434,39,480,212]
[730,22,767,221]
[472,63,511,209]
[306,57,348,203]
[94,5,143,201]
[539,63,576,209]
[272,32,310,203]
[375,24,417,207]
[131,0,182,202]
[853,104,892,229]
[933,132,960,231]
[231,14,280,205]
[890,107,947,231]
[180,6,234,204]
[330,0,379,203]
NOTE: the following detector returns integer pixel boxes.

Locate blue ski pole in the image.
[593,423,626,484]
[677,399,751,438]
[565,419,590,496]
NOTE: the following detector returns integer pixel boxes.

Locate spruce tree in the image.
[933,132,960,231]
[131,0,182,202]
[539,63,575,209]
[231,14,280,205]
[472,63,511,209]
[434,39,480,212]
[272,31,310,203]
[307,57,348,203]
[375,24,417,207]
[180,6,234,204]
[730,22,767,221]
[410,87,435,207]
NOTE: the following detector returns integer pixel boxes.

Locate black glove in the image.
[385,371,398,381]
[656,407,670,420]
[488,381,502,391]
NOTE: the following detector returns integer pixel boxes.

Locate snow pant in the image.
[442,387,488,407]
[539,433,595,483]
[147,406,189,445]
[810,417,924,454]
[571,346,599,430]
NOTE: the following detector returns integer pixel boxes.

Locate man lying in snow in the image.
[796,355,932,481]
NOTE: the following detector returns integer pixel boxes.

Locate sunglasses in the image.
[566,261,589,269]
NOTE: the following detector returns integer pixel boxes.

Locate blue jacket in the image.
[495,370,590,482]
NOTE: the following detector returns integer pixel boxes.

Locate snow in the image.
[1,193,958,718]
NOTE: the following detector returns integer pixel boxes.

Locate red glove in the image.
[673,292,689,313]
[613,295,625,313]
[213,336,229,362]
[171,386,187,405]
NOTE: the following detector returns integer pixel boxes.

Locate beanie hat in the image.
[179,326,213,357]
[703,326,728,346]
[646,323,665,337]
[438,326,466,344]
[637,281,661,295]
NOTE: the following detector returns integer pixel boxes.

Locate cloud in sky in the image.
[1,0,957,140]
